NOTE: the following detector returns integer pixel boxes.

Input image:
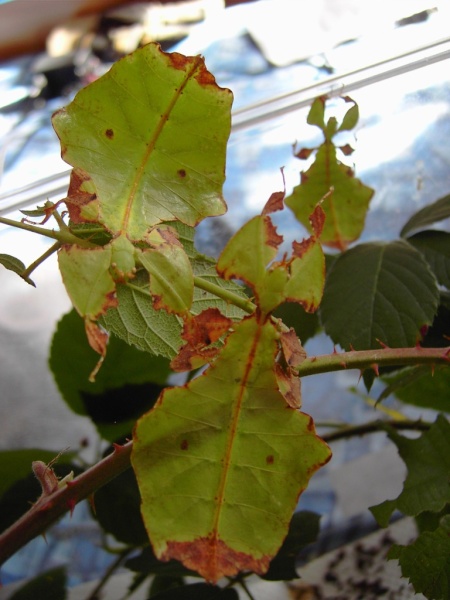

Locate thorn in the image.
[376,338,389,349]
[349,344,355,352]
[358,370,363,383]
[88,493,96,515]
[371,363,380,377]
[339,361,347,369]
[66,498,77,517]
[113,442,126,453]
[333,346,338,354]
[431,364,435,376]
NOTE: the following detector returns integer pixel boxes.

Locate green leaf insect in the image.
[51,43,233,360]
[132,315,331,582]
[285,96,374,250]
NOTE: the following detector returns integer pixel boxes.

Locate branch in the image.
[321,418,431,443]
[0,442,132,566]
[297,345,450,377]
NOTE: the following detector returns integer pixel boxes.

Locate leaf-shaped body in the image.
[132,316,331,582]
[285,143,374,250]
[52,43,232,239]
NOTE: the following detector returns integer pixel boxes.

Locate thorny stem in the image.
[0,441,132,567]
[0,347,448,567]
[296,345,450,377]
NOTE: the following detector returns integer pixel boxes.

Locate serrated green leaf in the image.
[320,241,440,350]
[285,143,373,250]
[388,514,450,600]
[49,309,170,440]
[381,365,450,413]
[9,567,67,600]
[370,415,450,527]
[132,316,331,582]
[272,303,320,344]
[0,253,35,286]
[52,43,232,240]
[407,231,450,289]
[400,193,450,237]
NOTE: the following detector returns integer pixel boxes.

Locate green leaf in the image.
[9,567,67,600]
[400,193,450,237]
[263,510,320,580]
[0,253,35,286]
[381,365,450,413]
[272,303,320,344]
[101,272,183,358]
[49,309,170,440]
[101,226,248,359]
[52,43,232,240]
[388,514,450,600]
[132,316,331,582]
[370,415,450,527]
[407,231,450,289]
[320,241,440,350]
[285,143,374,250]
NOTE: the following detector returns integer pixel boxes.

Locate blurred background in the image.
[0,0,449,597]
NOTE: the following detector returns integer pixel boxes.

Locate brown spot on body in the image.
[180,440,189,450]
[162,535,271,583]
[168,51,191,70]
[177,169,187,178]
[266,455,274,465]
[105,129,114,139]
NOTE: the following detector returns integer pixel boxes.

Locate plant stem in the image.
[193,276,255,314]
[0,216,98,248]
[84,547,132,600]
[0,442,132,567]
[297,345,450,377]
[21,242,61,280]
[321,418,431,443]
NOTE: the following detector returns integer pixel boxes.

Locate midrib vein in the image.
[120,57,202,233]
[210,322,264,553]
